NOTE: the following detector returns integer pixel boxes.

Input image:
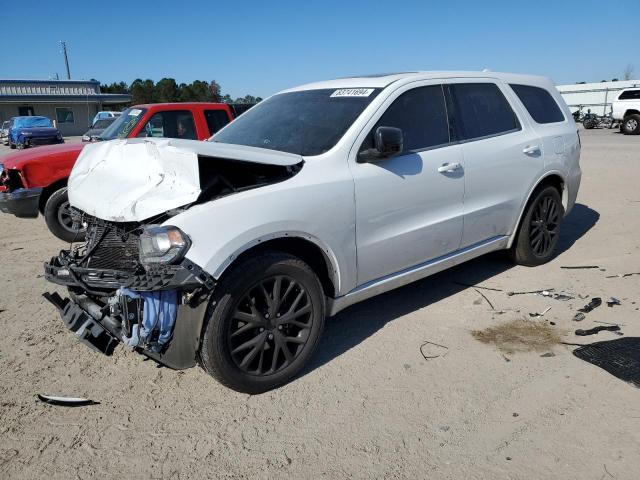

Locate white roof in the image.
[282,71,556,93]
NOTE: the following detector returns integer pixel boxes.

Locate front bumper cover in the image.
[43,290,209,369]
[0,187,42,218]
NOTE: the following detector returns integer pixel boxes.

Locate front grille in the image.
[30,137,57,145]
[85,219,141,272]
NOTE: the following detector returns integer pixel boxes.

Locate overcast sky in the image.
[1,0,637,98]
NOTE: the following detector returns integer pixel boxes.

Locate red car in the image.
[0,102,251,241]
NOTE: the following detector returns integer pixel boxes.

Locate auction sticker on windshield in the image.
[129,109,142,116]
[330,88,374,98]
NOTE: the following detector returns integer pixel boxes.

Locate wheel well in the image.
[38,179,67,215]
[624,109,640,118]
[223,237,337,297]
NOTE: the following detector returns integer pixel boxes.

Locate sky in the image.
[0,0,637,99]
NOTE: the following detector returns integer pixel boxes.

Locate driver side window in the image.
[137,111,197,140]
[360,85,450,154]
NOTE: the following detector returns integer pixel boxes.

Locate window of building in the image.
[510,84,565,124]
[56,107,75,124]
[447,83,520,141]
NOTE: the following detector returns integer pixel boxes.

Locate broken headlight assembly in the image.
[139,225,191,265]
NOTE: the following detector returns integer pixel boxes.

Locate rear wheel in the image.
[510,186,564,266]
[621,114,640,135]
[43,187,86,242]
[199,251,325,394]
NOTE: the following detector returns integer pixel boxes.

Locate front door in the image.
[351,84,465,286]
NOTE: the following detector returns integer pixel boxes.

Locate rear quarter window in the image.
[618,89,640,100]
[510,84,565,124]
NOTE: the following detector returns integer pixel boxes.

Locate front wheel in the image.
[199,251,325,394]
[43,187,86,242]
[509,186,564,266]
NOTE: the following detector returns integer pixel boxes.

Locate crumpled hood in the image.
[68,137,303,222]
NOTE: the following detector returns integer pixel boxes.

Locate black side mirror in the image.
[358,126,403,162]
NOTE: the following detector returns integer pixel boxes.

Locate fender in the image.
[205,230,343,295]
[506,170,568,249]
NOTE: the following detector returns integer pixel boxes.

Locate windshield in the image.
[99,108,147,140]
[212,88,381,156]
[92,118,115,130]
[14,117,52,128]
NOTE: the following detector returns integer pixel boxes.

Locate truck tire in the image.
[199,251,325,394]
[509,186,564,266]
[621,114,640,135]
[43,187,86,242]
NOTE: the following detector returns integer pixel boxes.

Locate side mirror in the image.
[358,126,403,162]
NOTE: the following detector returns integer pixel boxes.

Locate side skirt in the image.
[326,235,509,316]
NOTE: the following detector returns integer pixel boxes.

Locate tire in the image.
[9,142,15,149]
[621,114,640,135]
[43,187,86,242]
[509,186,564,266]
[199,251,325,394]
[583,119,595,129]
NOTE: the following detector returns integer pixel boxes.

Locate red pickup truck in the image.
[0,102,251,241]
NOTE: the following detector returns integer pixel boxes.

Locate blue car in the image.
[8,116,64,149]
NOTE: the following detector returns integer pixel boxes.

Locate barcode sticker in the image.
[330,88,374,98]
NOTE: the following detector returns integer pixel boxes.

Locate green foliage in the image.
[98,78,262,105]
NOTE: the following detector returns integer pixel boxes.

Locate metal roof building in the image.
[0,79,131,136]
[557,79,640,116]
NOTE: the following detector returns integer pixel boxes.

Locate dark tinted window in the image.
[204,109,230,135]
[510,84,564,124]
[137,110,196,140]
[213,89,380,156]
[448,83,520,140]
[361,85,449,153]
[619,89,640,100]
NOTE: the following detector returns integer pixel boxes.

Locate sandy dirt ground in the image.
[0,129,639,479]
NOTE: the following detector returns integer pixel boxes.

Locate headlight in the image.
[139,225,191,265]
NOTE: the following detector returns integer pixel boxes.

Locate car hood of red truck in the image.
[0,142,85,171]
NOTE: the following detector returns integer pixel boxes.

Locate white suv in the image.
[611,88,640,134]
[44,71,581,393]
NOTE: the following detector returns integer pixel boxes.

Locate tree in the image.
[130,78,156,104]
[221,94,233,104]
[623,64,635,81]
[209,80,222,102]
[100,81,129,94]
[155,78,179,102]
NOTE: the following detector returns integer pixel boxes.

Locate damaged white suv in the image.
[44,72,581,393]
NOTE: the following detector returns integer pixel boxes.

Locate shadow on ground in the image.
[300,203,600,378]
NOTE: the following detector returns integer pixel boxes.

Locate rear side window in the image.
[618,89,640,100]
[361,85,450,153]
[204,109,231,135]
[510,84,565,124]
[447,83,520,141]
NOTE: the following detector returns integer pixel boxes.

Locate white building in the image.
[557,79,640,116]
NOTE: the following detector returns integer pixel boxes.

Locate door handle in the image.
[523,145,541,156]
[437,162,462,173]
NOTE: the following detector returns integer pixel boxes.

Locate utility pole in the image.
[60,41,71,79]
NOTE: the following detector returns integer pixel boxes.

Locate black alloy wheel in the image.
[229,275,312,375]
[529,195,560,257]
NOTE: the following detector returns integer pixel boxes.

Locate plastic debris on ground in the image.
[606,297,621,307]
[560,265,600,269]
[37,394,99,407]
[572,312,586,322]
[573,338,640,388]
[575,325,622,336]
[578,297,602,313]
[529,306,552,318]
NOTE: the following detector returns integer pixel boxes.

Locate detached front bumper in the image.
[43,290,209,369]
[0,187,42,218]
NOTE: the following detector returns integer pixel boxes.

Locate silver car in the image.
[44,71,581,393]
[0,120,9,146]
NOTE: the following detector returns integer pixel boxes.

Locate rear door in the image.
[445,80,542,248]
[352,82,465,285]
